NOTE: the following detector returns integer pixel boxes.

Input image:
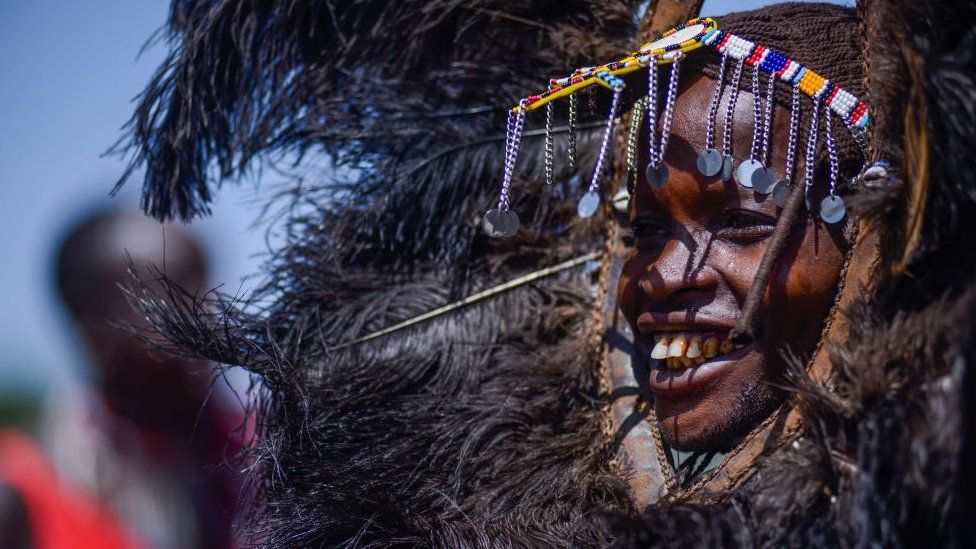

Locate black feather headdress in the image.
[119,1,645,545]
[117,0,642,271]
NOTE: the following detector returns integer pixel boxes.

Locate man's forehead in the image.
[630,174,760,220]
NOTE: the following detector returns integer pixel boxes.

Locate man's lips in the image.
[633,309,759,396]
[634,309,763,393]
[648,340,759,396]
[635,312,737,335]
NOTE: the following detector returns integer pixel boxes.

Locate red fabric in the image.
[0,430,142,549]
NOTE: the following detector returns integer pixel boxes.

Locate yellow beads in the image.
[798,70,826,96]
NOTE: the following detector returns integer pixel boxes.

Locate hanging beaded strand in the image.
[772,86,801,207]
[658,54,683,167]
[614,98,644,213]
[544,103,554,186]
[802,95,821,211]
[751,71,777,194]
[736,64,766,188]
[645,53,684,189]
[819,102,846,223]
[720,59,745,182]
[486,18,873,239]
[578,75,625,218]
[644,56,664,188]
[567,92,578,175]
[626,97,646,193]
[697,53,728,177]
[483,101,527,238]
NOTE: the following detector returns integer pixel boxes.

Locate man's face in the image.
[71,220,212,433]
[617,72,850,452]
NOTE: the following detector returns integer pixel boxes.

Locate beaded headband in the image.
[483,17,870,238]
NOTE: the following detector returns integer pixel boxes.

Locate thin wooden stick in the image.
[729,179,806,343]
[328,252,601,351]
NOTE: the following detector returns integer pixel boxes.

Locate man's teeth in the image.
[650,338,670,359]
[667,334,687,357]
[651,333,743,369]
[720,340,733,355]
[703,337,719,358]
[665,355,705,369]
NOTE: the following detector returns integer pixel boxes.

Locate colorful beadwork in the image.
[797,70,825,96]
[512,17,717,114]
[510,17,870,135]
[486,16,871,238]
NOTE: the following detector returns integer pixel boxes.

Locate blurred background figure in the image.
[2,4,264,547]
[0,207,246,548]
[43,207,244,548]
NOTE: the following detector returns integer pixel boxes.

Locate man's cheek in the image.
[785,239,847,303]
[617,270,641,316]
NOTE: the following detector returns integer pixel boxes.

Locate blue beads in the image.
[702,29,720,46]
[791,66,807,86]
[596,72,624,90]
[760,51,787,74]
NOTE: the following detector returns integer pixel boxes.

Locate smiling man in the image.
[118,0,974,545]
[616,11,862,456]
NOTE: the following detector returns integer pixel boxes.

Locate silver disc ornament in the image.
[577,191,601,218]
[645,164,670,189]
[772,180,792,207]
[819,195,847,224]
[696,149,723,177]
[736,159,763,189]
[751,167,776,194]
[482,208,520,238]
[721,155,734,182]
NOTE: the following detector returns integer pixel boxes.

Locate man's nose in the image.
[638,232,716,305]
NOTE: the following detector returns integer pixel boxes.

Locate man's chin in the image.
[654,379,785,453]
[657,413,739,452]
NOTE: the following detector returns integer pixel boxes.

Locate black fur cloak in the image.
[117,0,976,546]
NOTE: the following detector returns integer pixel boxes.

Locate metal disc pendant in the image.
[820,195,847,224]
[736,159,763,189]
[577,191,601,218]
[721,155,734,182]
[752,167,776,194]
[772,180,792,207]
[696,149,723,177]
[482,208,519,238]
[645,164,670,189]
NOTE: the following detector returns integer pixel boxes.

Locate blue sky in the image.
[0,1,272,390]
[0,0,849,391]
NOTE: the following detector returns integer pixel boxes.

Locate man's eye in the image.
[716,210,776,241]
[627,219,669,249]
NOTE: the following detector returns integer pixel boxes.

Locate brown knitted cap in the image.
[687,2,867,177]
[592,3,866,179]
[613,3,866,178]
[702,2,865,103]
